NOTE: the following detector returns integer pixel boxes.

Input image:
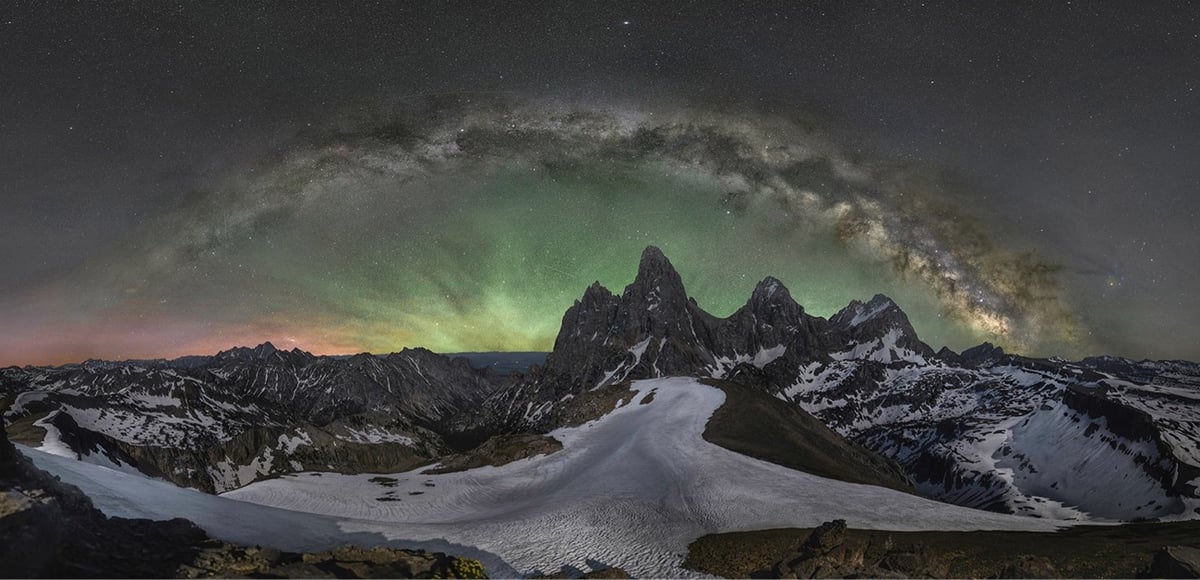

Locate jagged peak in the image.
[961,341,1005,363]
[867,293,897,308]
[640,245,669,266]
[624,245,686,302]
[582,280,615,301]
[832,294,902,328]
[395,346,437,358]
[751,276,789,300]
[213,341,313,362]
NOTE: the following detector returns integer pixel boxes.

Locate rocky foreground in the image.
[686,518,1200,578]
[0,427,489,579]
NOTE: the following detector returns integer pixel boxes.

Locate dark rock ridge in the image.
[423,433,563,475]
[0,422,487,578]
[700,379,913,494]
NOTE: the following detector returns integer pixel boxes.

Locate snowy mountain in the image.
[478,246,1200,521]
[1,346,499,492]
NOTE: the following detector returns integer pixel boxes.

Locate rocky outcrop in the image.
[178,544,487,579]
[772,520,868,579]
[531,566,630,579]
[0,489,63,578]
[424,433,562,474]
[769,520,1060,579]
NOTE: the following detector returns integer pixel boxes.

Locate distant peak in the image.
[868,294,896,307]
[254,342,278,354]
[753,276,786,296]
[830,293,917,333]
[962,342,1004,360]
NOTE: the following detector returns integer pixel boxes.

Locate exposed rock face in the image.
[547,249,803,387]
[0,489,63,578]
[501,246,938,405]
[771,519,922,579]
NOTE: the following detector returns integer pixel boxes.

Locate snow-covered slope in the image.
[20,445,520,577]
[785,355,1200,521]
[221,378,1060,577]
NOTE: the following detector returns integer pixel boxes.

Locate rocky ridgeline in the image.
[765,520,1200,579]
[0,426,488,578]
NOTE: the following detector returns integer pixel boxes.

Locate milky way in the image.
[0,96,1090,364]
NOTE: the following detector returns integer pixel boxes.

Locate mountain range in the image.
[3,245,1198,522]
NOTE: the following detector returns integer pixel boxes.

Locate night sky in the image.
[3,1,1199,365]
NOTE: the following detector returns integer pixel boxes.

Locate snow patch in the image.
[32,411,76,459]
[278,431,313,453]
[848,300,891,326]
[6,391,49,416]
